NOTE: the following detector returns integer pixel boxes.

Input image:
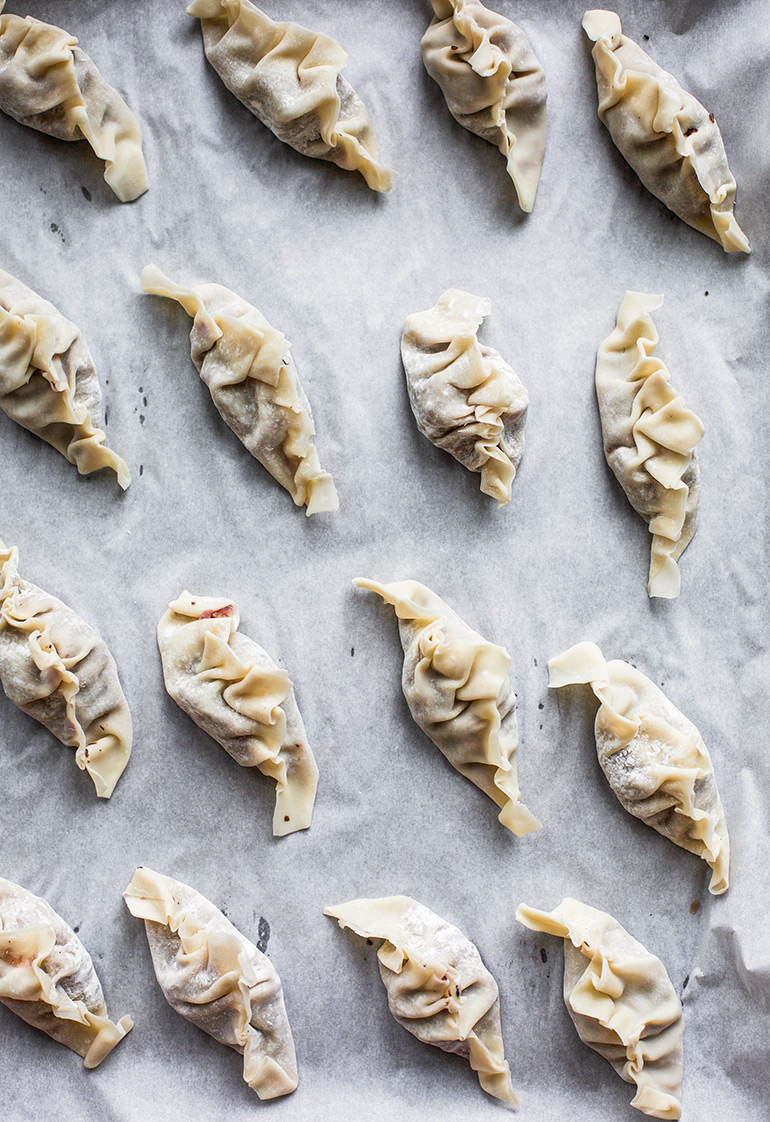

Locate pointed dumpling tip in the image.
[140,263,174,294]
[582,9,622,43]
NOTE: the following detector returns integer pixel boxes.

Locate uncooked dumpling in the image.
[187,0,394,191]
[0,2,148,201]
[325,895,516,1104]
[595,291,703,599]
[157,591,318,836]
[517,898,684,1119]
[401,289,528,505]
[0,540,132,797]
[422,0,546,210]
[142,265,337,515]
[549,641,729,894]
[355,577,540,835]
[124,866,297,1099]
[582,9,749,252]
[0,876,132,1066]
[0,269,130,488]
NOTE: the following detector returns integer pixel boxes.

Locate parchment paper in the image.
[1,0,768,1119]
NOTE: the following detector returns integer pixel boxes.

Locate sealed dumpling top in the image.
[422,0,547,210]
[582,8,749,252]
[0,2,148,201]
[124,866,297,1098]
[594,291,703,599]
[517,897,684,1119]
[142,265,337,516]
[325,894,517,1104]
[355,577,540,835]
[0,876,133,1066]
[401,288,528,505]
[187,0,394,191]
[549,640,730,894]
[0,269,130,488]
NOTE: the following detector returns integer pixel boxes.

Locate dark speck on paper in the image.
[139,414,145,425]
[366,938,373,946]
[139,464,144,476]
[104,407,110,425]
[533,658,538,667]
[257,916,270,953]
[682,974,690,990]
[73,924,80,933]
[690,899,700,915]
[350,646,355,656]
[704,291,709,296]
[539,947,548,964]
[538,724,542,730]
[50,222,65,244]
[643,33,649,40]
[537,702,544,710]
[81,186,92,201]
[143,395,148,407]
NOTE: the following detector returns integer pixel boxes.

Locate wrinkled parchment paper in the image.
[1,1,768,1119]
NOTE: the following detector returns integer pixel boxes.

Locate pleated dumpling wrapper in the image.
[124,867,297,1099]
[0,269,130,488]
[0,877,132,1066]
[549,641,729,894]
[0,2,147,201]
[355,578,540,836]
[402,289,528,506]
[187,0,394,192]
[582,9,749,253]
[0,540,132,797]
[142,265,337,516]
[516,898,683,1120]
[157,591,318,836]
[596,291,703,599]
[422,0,546,211]
[325,895,517,1105]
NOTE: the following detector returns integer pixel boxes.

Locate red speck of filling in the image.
[200,605,234,619]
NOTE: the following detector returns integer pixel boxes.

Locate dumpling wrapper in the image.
[401,289,528,506]
[582,9,749,253]
[355,577,540,836]
[0,1,147,201]
[596,291,703,599]
[0,269,130,488]
[142,264,337,516]
[422,0,546,211]
[124,866,297,1099]
[516,898,683,1120]
[0,877,132,1067]
[0,540,132,798]
[325,895,517,1105]
[549,641,729,894]
[157,591,318,836]
[187,0,394,192]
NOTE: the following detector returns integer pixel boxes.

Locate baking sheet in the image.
[1,0,769,1118]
